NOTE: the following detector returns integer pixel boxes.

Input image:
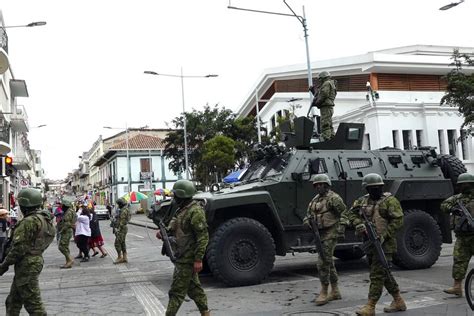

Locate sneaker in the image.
[100,253,108,258]
[80,257,89,262]
[92,252,99,257]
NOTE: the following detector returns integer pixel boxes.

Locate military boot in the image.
[61,257,74,269]
[315,284,329,306]
[444,279,463,297]
[122,252,128,263]
[383,291,407,313]
[114,252,124,264]
[355,299,377,316]
[201,311,211,316]
[327,282,342,301]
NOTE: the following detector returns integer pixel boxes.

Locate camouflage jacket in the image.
[57,208,76,234]
[304,190,346,240]
[441,190,474,236]
[168,200,209,264]
[314,79,337,108]
[345,193,403,254]
[116,206,131,230]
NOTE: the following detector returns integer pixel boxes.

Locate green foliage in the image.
[441,49,474,135]
[199,135,235,186]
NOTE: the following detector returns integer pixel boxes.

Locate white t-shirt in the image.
[75,214,91,237]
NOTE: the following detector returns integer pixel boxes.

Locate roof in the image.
[108,134,165,150]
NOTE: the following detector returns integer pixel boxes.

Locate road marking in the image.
[129,233,145,239]
[105,245,166,315]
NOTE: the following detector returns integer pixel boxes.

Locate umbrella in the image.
[122,191,149,203]
[154,188,172,196]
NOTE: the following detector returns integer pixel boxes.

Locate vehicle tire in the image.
[334,248,365,261]
[393,209,442,269]
[438,154,467,187]
[206,217,276,286]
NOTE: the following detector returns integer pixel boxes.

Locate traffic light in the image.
[1,156,13,177]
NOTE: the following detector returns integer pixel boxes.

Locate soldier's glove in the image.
[355,223,367,236]
[0,265,8,276]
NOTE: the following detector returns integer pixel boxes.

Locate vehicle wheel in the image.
[393,209,442,269]
[206,217,276,286]
[334,248,365,261]
[438,154,467,187]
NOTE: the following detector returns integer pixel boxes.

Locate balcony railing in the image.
[0,120,11,155]
[10,105,29,132]
[140,171,154,180]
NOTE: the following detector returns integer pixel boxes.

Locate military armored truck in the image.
[152,117,466,287]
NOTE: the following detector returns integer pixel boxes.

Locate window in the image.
[416,130,423,148]
[460,130,470,160]
[402,130,412,150]
[140,158,151,172]
[447,130,458,156]
[392,130,400,149]
[362,133,371,150]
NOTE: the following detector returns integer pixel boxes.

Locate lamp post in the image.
[439,0,464,10]
[144,69,218,180]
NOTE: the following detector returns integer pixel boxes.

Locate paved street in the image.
[0,215,472,315]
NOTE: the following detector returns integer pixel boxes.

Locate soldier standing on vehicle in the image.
[309,71,337,141]
[58,197,76,269]
[344,173,406,315]
[0,188,55,315]
[303,174,346,306]
[441,172,474,297]
[113,198,131,264]
[156,180,210,316]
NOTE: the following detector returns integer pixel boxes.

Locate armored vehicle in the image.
[152,117,466,287]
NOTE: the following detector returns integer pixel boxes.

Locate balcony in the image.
[0,122,11,155]
[140,171,154,180]
[13,155,32,170]
[10,105,29,132]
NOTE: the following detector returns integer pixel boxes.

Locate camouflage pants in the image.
[316,238,338,285]
[452,235,474,280]
[6,260,46,315]
[114,226,128,254]
[166,262,208,316]
[367,253,399,301]
[58,229,72,260]
[320,106,335,141]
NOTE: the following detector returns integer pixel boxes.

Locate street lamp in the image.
[144,69,218,180]
[439,0,464,10]
[1,21,47,29]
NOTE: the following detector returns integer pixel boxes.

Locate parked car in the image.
[95,205,110,220]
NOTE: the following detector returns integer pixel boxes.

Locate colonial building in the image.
[236,45,474,173]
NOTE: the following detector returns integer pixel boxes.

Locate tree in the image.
[441,49,474,136]
[199,135,235,187]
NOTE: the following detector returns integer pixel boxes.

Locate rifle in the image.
[355,207,394,281]
[308,216,326,262]
[158,220,177,263]
[452,200,474,232]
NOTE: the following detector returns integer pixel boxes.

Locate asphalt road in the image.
[0,221,472,315]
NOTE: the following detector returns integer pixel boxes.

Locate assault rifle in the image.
[355,207,394,282]
[452,201,474,231]
[158,220,177,263]
[308,216,326,262]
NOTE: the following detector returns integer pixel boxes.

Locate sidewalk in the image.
[129,213,157,230]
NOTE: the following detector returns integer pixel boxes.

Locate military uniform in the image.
[441,172,474,296]
[312,71,337,141]
[0,189,55,316]
[58,200,77,268]
[114,200,131,264]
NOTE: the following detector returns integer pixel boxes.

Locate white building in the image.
[236,45,474,173]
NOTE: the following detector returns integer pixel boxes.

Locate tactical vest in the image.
[169,201,199,258]
[310,191,339,229]
[452,198,474,234]
[29,211,55,256]
[360,193,392,237]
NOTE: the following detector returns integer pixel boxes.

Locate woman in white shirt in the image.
[75,207,91,262]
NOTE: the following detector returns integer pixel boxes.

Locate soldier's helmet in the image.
[61,197,73,208]
[362,173,384,188]
[17,188,43,208]
[116,198,127,208]
[318,71,331,79]
[173,180,197,199]
[311,174,332,186]
[456,173,474,185]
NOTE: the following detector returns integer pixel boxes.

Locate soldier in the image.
[58,197,77,269]
[310,71,337,141]
[113,198,131,264]
[344,173,406,315]
[441,172,474,297]
[156,180,210,316]
[0,188,55,315]
[303,174,346,306]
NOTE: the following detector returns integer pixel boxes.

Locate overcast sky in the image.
[1,0,472,180]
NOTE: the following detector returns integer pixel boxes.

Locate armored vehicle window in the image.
[347,127,361,140]
[309,159,327,174]
[410,155,425,167]
[241,153,291,182]
[347,158,372,169]
[388,155,403,167]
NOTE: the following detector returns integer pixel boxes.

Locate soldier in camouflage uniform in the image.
[303,174,346,306]
[58,197,76,269]
[344,173,406,315]
[441,173,474,297]
[310,71,337,141]
[0,188,55,315]
[113,198,131,264]
[156,180,210,316]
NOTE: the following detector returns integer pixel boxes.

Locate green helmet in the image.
[362,173,384,188]
[311,174,332,186]
[173,180,197,198]
[457,173,474,185]
[116,198,127,208]
[318,71,330,79]
[17,188,43,208]
[61,197,73,208]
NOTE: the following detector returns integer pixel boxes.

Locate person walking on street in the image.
[75,207,91,262]
[57,197,77,269]
[303,174,346,306]
[0,188,55,315]
[89,206,107,258]
[113,198,131,264]
[441,172,474,297]
[0,209,8,262]
[309,71,337,141]
[344,173,406,315]
[156,180,211,316]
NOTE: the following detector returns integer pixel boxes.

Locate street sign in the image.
[20,179,29,187]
